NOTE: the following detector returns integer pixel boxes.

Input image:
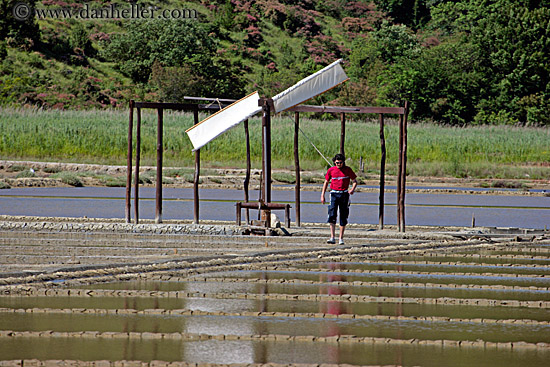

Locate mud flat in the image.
[0,216,549,366]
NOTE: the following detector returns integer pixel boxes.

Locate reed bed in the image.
[1,107,548,179]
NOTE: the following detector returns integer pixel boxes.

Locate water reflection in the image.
[318,263,349,364]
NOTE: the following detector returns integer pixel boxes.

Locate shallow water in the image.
[377,256,550,267]
[2,241,550,365]
[0,338,549,366]
[1,186,549,228]
[1,312,549,344]
[202,269,550,288]
[2,296,550,322]
[79,279,550,301]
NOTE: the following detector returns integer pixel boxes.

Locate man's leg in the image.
[338,193,350,244]
[327,194,338,244]
[339,225,346,244]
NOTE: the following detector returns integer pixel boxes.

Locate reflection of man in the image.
[320,154,357,245]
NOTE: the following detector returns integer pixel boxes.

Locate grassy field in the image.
[1,107,549,180]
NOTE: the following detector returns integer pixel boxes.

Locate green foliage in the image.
[0,0,549,127]
[0,0,39,47]
[272,172,296,184]
[419,0,550,125]
[6,164,25,172]
[471,4,550,123]
[370,21,421,63]
[345,0,550,125]
[0,41,7,61]
[15,169,36,178]
[51,172,83,187]
[391,40,485,124]
[101,18,245,99]
[99,175,126,187]
[43,166,61,173]
[373,0,431,28]
[101,19,216,83]
[69,22,94,56]
[2,108,549,180]
[214,0,235,30]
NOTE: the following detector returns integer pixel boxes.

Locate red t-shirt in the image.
[325,166,357,191]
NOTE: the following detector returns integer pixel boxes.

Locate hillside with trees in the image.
[1,0,549,125]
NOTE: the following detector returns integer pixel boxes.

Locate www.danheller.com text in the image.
[31,3,197,20]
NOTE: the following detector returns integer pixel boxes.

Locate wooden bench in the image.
[235,202,291,228]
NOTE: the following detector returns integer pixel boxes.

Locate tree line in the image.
[1,0,549,125]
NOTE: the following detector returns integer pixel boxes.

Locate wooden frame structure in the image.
[125,99,231,224]
[287,103,409,231]
[126,98,409,232]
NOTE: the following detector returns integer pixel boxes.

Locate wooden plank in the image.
[237,202,290,209]
[288,105,405,115]
[184,96,237,103]
[134,102,198,110]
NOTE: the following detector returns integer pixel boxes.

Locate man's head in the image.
[332,153,345,167]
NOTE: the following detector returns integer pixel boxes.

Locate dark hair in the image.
[332,153,345,163]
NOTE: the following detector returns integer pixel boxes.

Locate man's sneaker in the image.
[338,239,345,245]
[327,238,336,244]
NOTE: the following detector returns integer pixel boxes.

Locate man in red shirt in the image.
[320,153,357,245]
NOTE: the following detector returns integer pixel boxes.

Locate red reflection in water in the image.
[317,263,356,363]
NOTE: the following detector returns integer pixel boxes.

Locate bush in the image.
[15,169,36,178]
[7,165,26,172]
[272,172,296,184]
[100,176,125,187]
[43,166,61,173]
[51,172,83,187]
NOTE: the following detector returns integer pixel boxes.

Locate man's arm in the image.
[348,178,357,195]
[321,179,329,204]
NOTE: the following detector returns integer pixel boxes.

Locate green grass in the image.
[1,108,549,180]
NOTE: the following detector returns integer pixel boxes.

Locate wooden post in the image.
[236,202,241,226]
[340,112,346,156]
[244,119,251,224]
[294,111,301,227]
[285,204,291,228]
[193,150,200,224]
[155,108,163,224]
[399,101,409,232]
[262,101,272,204]
[379,113,386,230]
[397,113,403,231]
[259,98,272,227]
[193,108,200,224]
[134,107,142,224]
[125,100,134,223]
